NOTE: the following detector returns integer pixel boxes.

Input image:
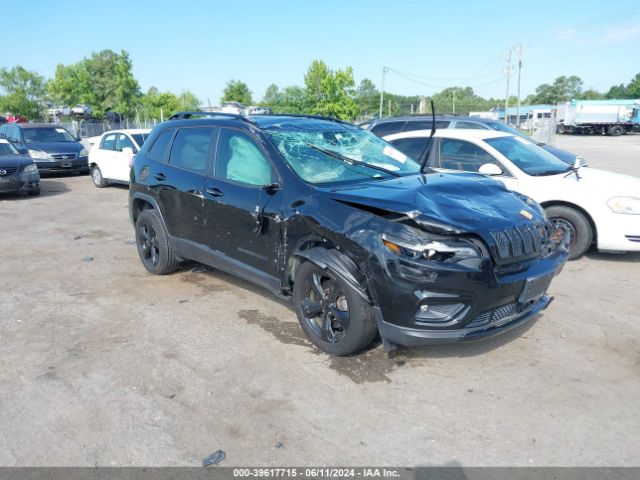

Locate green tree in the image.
[579,89,605,100]
[261,83,280,106]
[303,60,357,120]
[48,49,141,118]
[355,78,379,119]
[222,80,252,105]
[531,75,583,104]
[0,66,47,119]
[625,73,640,98]
[140,87,200,120]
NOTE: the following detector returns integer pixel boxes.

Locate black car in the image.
[0,139,40,196]
[0,123,89,174]
[129,112,569,356]
[367,115,580,165]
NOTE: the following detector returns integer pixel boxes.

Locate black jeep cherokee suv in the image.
[129,112,569,356]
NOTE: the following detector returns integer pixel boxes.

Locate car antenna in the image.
[418,98,436,172]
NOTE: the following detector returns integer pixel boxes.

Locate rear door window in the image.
[389,137,429,161]
[370,121,406,137]
[455,121,489,129]
[403,120,450,131]
[168,127,214,174]
[116,134,136,152]
[100,133,117,150]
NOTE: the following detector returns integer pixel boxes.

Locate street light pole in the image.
[504,48,513,125]
[379,66,387,118]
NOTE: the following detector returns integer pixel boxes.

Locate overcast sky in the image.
[4,0,640,104]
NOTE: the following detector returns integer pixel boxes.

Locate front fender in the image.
[295,247,371,303]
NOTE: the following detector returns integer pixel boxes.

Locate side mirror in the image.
[122,147,134,156]
[478,163,503,176]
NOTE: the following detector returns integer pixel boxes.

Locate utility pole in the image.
[452,90,456,115]
[516,44,523,129]
[504,48,514,125]
[379,66,387,118]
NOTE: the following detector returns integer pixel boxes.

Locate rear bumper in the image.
[375,294,551,347]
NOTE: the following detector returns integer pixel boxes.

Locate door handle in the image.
[154,172,166,181]
[206,187,224,197]
[187,189,204,198]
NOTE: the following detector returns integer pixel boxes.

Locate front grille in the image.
[0,166,19,175]
[466,301,529,329]
[490,223,549,263]
[51,153,77,160]
[625,235,640,243]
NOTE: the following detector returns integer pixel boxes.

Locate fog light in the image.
[415,302,467,323]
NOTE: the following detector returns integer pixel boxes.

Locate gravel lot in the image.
[1,134,639,467]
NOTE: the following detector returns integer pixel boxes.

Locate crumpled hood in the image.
[327,172,545,235]
[25,141,83,155]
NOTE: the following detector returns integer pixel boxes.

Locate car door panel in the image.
[155,127,215,246]
[203,128,283,282]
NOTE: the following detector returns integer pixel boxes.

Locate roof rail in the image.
[168,111,255,123]
[258,113,354,126]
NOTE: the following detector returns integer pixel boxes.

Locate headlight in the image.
[23,163,38,173]
[607,196,640,215]
[79,148,89,157]
[381,234,481,262]
[28,149,54,161]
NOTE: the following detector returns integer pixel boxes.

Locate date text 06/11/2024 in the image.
[232,468,401,478]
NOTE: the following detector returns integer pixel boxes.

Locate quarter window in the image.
[168,127,213,173]
[147,129,175,163]
[216,129,273,186]
[437,139,498,172]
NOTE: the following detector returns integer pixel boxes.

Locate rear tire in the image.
[545,206,593,260]
[293,260,377,356]
[608,125,625,136]
[91,165,107,188]
[135,209,180,275]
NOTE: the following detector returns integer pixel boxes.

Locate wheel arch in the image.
[291,244,371,304]
[540,200,598,242]
[130,193,161,225]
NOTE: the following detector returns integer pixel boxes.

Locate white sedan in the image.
[89,129,151,187]
[384,129,640,259]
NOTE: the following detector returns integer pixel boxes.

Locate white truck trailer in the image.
[556,100,640,136]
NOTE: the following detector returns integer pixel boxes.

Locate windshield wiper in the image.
[305,143,401,177]
[530,169,567,176]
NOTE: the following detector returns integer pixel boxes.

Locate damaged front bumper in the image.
[375,294,552,346]
[368,245,567,348]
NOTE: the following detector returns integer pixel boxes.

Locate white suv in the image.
[89,129,151,187]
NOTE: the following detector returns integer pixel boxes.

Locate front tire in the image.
[135,209,180,275]
[545,206,593,260]
[91,165,107,188]
[293,260,377,356]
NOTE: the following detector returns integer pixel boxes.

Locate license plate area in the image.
[61,161,72,168]
[519,273,554,303]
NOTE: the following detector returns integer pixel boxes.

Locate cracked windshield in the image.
[267,129,421,184]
